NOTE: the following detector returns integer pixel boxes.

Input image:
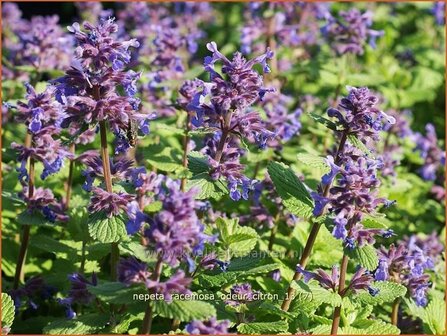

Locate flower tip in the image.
[206,41,218,52]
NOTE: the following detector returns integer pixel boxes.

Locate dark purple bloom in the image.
[88,187,135,217]
[145,270,192,303]
[9,276,56,312]
[413,124,445,181]
[144,179,211,267]
[225,283,259,306]
[322,9,383,55]
[118,257,151,285]
[19,187,68,223]
[81,155,134,191]
[58,273,97,319]
[432,2,445,25]
[328,86,395,142]
[185,317,231,335]
[126,201,150,235]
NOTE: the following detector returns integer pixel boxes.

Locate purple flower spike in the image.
[185,317,231,335]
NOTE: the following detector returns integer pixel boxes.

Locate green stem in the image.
[391,298,400,326]
[330,254,349,335]
[64,143,76,210]
[13,157,35,289]
[181,113,191,192]
[281,131,348,311]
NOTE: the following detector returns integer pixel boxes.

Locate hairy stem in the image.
[64,143,76,210]
[281,131,348,311]
[391,298,400,326]
[181,113,191,192]
[330,254,349,335]
[13,157,35,289]
[141,257,163,334]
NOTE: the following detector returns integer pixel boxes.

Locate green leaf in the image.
[346,245,378,271]
[152,299,216,322]
[362,214,390,229]
[267,161,314,219]
[216,217,238,242]
[187,151,211,175]
[308,112,338,131]
[291,280,342,306]
[1,293,15,329]
[198,272,239,288]
[145,147,183,172]
[296,153,330,173]
[87,282,147,305]
[347,135,373,157]
[365,321,401,335]
[227,226,259,257]
[43,314,109,334]
[423,297,446,335]
[356,281,406,305]
[17,210,54,226]
[88,212,128,243]
[186,173,227,200]
[237,321,289,334]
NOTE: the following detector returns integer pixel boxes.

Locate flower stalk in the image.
[13,156,35,289]
[281,131,348,311]
[141,257,163,334]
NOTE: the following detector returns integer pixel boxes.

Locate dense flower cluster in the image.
[321,9,383,55]
[116,2,212,117]
[327,86,395,143]
[9,276,56,312]
[54,18,150,153]
[186,42,275,200]
[413,124,445,181]
[297,264,376,296]
[118,257,192,303]
[58,273,98,319]
[375,232,443,306]
[241,2,328,70]
[2,3,72,80]
[185,317,231,335]
[144,179,212,267]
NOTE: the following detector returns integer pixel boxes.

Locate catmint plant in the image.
[186,41,275,200]
[54,17,145,281]
[10,83,71,290]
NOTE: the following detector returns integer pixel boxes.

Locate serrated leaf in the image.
[356,281,406,305]
[88,212,128,243]
[152,299,216,322]
[365,320,401,334]
[267,161,314,219]
[1,293,15,329]
[143,201,163,213]
[216,217,238,242]
[228,226,259,257]
[347,135,373,157]
[346,245,378,271]
[146,147,183,172]
[291,280,342,306]
[43,314,109,334]
[296,153,330,173]
[187,151,211,175]
[237,321,289,334]
[186,173,227,200]
[422,296,445,335]
[198,272,239,288]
